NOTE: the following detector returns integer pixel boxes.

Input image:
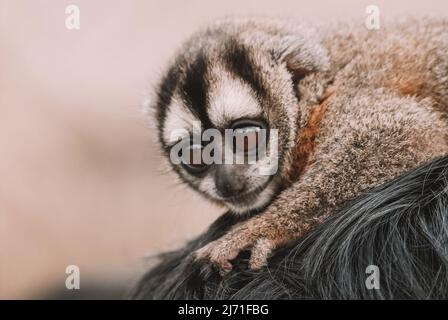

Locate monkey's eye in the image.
[231,120,266,155]
[180,143,209,174]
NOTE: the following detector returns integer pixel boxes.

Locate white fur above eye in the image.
[208,72,262,127]
[163,96,198,145]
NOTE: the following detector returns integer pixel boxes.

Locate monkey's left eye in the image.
[231,120,266,155]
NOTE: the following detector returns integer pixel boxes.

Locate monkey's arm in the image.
[196,151,391,272]
[195,95,448,273]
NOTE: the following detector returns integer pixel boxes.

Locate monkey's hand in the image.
[194,216,306,274]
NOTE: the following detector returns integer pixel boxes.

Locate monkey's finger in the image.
[194,241,217,261]
[209,239,249,275]
[208,250,234,275]
[215,259,233,276]
[249,238,273,270]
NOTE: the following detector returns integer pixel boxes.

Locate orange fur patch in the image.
[387,72,428,99]
[386,58,429,100]
[286,89,334,184]
[396,80,425,97]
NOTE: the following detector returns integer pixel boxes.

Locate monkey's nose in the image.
[215,169,245,198]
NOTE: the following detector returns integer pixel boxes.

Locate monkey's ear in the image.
[272,35,330,84]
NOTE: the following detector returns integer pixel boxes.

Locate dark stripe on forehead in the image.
[223,38,267,100]
[179,51,213,129]
[222,37,290,172]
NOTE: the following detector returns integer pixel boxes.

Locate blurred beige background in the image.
[1,0,447,298]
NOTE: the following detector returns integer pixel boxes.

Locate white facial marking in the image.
[163,96,198,145]
[198,175,217,196]
[208,73,261,127]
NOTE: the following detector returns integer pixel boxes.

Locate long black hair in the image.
[131,156,448,299]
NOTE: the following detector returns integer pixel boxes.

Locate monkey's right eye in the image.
[180,143,209,174]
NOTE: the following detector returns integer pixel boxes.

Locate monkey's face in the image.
[153,20,329,214]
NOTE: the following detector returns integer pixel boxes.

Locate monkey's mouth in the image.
[223,191,260,205]
[221,180,273,208]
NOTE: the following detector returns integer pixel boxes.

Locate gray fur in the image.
[131,155,448,299]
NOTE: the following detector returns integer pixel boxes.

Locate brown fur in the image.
[286,89,334,184]
[156,18,448,272]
